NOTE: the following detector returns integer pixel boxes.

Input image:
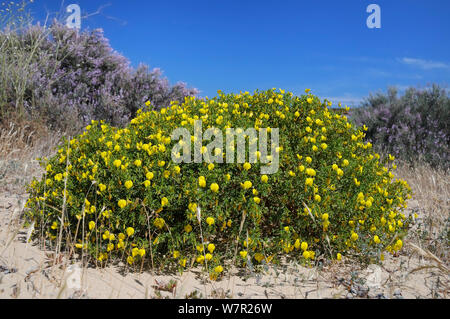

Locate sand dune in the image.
[0,191,447,299]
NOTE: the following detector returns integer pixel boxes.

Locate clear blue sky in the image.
[31,0,450,106]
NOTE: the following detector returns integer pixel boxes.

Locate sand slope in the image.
[0,192,447,299]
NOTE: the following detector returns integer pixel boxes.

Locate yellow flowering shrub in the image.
[25,89,413,277]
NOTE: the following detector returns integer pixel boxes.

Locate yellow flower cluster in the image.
[25,88,413,276]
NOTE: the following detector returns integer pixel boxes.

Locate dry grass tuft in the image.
[0,117,63,194]
[395,162,449,265]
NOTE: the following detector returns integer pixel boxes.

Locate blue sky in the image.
[30,0,450,106]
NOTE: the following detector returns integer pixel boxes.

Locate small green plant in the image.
[25,89,413,279]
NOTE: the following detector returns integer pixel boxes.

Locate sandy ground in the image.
[0,190,447,300]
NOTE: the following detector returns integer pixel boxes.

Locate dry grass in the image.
[395,163,449,262]
[0,118,63,194]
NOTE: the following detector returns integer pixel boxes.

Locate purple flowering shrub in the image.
[350,86,449,169]
[0,22,198,132]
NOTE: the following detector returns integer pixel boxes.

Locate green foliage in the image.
[25,89,412,278]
